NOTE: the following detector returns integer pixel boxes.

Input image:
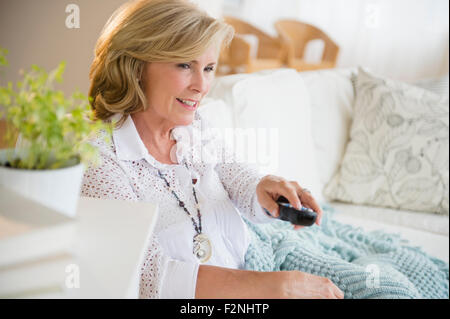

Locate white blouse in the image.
[80,112,274,299]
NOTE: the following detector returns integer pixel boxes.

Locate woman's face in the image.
[141,46,217,127]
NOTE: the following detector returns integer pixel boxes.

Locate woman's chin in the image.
[177,115,194,126]
[176,114,196,126]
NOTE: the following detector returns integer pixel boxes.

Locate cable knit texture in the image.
[244,204,449,299]
[81,112,268,298]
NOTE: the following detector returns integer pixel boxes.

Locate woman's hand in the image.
[256,175,323,229]
[275,271,344,299]
[196,266,344,299]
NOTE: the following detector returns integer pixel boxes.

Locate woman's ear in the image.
[138,62,150,86]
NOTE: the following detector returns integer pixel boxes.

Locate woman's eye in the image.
[178,63,190,69]
[177,63,215,72]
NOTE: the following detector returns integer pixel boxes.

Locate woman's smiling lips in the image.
[176,98,198,110]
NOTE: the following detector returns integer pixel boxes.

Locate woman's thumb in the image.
[257,191,280,218]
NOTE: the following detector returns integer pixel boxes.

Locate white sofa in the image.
[199,67,449,264]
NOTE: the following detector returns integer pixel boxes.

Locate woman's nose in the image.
[189,71,209,94]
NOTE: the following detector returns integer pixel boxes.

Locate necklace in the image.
[157,162,212,263]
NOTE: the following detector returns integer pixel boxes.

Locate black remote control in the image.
[264,195,318,226]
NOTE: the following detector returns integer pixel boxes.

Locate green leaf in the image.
[55,61,66,83]
[0,47,8,66]
[0,46,111,169]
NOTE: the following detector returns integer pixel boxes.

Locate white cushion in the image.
[413,74,449,99]
[331,203,449,263]
[206,69,323,202]
[299,67,357,194]
[329,201,449,236]
[197,97,233,139]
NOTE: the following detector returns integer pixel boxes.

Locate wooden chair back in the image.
[274,19,339,68]
[219,16,285,74]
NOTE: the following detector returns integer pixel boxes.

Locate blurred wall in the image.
[0,0,127,96]
[0,0,448,98]
[0,0,225,97]
[224,0,449,82]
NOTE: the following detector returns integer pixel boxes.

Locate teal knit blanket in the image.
[244,204,449,299]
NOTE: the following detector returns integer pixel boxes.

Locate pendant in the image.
[193,233,212,263]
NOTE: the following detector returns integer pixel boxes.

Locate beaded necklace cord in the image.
[156,161,212,262]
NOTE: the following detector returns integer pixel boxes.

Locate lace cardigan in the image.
[80,112,274,298]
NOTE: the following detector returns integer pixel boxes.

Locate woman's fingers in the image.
[257,188,280,217]
[256,175,302,218]
[281,181,302,210]
[291,182,323,226]
[280,271,344,299]
[335,287,345,299]
[256,175,325,227]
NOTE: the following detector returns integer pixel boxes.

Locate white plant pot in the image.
[0,150,84,218]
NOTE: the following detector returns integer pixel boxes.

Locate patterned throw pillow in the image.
[324,67,449,215]
[414,74,449,99]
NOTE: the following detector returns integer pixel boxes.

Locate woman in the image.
[83,0,344,299]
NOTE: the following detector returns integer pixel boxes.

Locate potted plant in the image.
[0,47,111,217]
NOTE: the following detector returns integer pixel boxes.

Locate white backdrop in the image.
[0,0,447,95]
[205,0,450,82]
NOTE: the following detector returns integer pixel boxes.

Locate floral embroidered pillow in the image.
[324,67,449,215]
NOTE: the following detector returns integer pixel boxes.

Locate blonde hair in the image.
[89,0,234,126]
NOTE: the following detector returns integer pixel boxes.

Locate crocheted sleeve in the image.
[215,153,274,224]
[80,136,199,299]
[81,154,138,201]
[198,117,273,224]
